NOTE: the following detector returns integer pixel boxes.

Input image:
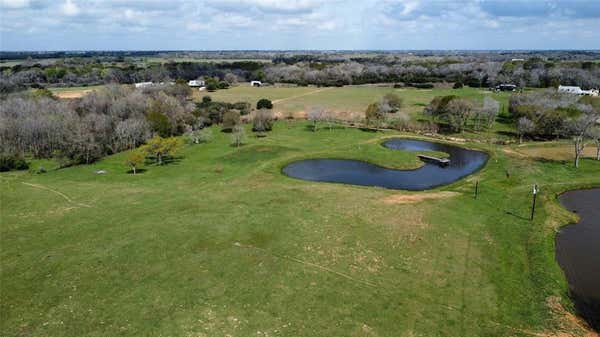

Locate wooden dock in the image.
[418,155,450,166]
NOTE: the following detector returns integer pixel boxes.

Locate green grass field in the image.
[208,85,514,116]
[2,121,599,336]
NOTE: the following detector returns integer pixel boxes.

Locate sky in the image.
[0,0,599,51]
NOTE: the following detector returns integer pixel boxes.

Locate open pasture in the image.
[2,122,599,337]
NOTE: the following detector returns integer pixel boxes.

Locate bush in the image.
[409,83,434,89]
[221,110,241,132]
[0,156,29,172]
[453,82,463,89]
[206,82,217,92]
[252,110,274,133]
[256,98,273,110]
[217,81,230,89]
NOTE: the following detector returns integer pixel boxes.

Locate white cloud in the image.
[0,0,599,50]
[61,0,79,16]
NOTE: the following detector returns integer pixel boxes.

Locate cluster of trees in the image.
[510,90,600,167]
[0,60,263,94]
[263,59,600,89]
[424,95,500,132]
[0,84,197,167]
[3,51,600,95]
[193,96,251,126]
[364,93,405,127]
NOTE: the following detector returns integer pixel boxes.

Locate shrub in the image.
[365,103,384,127]
[409,83,434,89]
[0,156,29,172]
[381,93,403,113]
[256,98,273,110]
[252,110,274,133]
[221,110,241,132]
[453,82,463,89]
[206,82,217,92]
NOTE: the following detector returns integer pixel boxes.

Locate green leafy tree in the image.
[256,98,273,110]
[146,110,172,138]
[125,150,144,174]
[139,136,183,165]
[365,103,384,127]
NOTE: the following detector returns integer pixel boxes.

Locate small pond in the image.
[556,188,600,331]
[282,139,488,190]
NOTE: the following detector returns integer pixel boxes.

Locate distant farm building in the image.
[251,81,262,87]
[495,84,517,92]
[188,79,205,87]
[511,58,525,62]
[558,85,599,96]
[134,82,154,88]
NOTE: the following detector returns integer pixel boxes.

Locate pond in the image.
[556,188,600,331]
[282,139,488,190]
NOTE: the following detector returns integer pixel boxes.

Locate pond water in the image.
[282,139,488,190]
[556,188,600,331]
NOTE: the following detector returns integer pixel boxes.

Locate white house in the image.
[558,85,599,96]
[250,80,262,87]
[134,82,154,88]
[188,79,205,87]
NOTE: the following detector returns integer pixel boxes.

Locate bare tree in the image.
[307,106,325,132]
[231,124,245,147]
[445,99,474,132]
[589,127,600,161]
[252,109,274,133]
[481,97,500,129]
[565,106,599,168]
[115,119,150,150]
[516,117,535,144]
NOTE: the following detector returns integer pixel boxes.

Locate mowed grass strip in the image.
[1,122,599,337]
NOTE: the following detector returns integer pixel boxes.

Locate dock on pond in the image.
[417,154,450,167]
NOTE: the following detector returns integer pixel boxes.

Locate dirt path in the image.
[272,87,332,104]
[54,90,92,99]
[21,182,92,208]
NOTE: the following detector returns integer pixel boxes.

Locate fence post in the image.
[530,184,539,221]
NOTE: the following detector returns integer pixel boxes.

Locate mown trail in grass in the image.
[1,121,599,337]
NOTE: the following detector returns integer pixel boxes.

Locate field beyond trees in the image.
[1,122,599,336]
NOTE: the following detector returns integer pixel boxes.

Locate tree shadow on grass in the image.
[126,168,147,174]
[304,124,347,132]
[143,156,183,166]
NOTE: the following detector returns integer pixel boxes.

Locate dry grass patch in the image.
[515,144,597,161]
[382,191,460,204]
[54,90,93,99]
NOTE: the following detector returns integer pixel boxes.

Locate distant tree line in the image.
[2,53,600,94]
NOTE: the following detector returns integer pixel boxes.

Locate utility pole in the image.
[530,184,539,221]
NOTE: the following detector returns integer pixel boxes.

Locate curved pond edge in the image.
[279,137,490,191]
[554,186,600,332]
